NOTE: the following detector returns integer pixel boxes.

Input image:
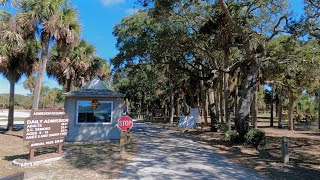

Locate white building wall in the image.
[65,97,124,141]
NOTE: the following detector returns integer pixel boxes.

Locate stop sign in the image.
[117,115,133,131]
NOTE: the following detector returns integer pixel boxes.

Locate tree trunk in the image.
[275,89,279,117]
[252,85,258,129]
[270,85,274,127]
[7,73,16,131]
[288,87,295,130]
[169,69,174,124]
[214,87,220,122]
[200,79,208,125]
[32,33,50,110]
[318,92,320,129]
[235,63,259,136]
[224,49,231,129]
[208,87,217,130]
[219,76,224,123]
[278,89,283,128]
[234,83,238,116]
[66,77,72,92]
[176,97,180,116]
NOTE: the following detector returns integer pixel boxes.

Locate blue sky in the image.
[0,0,304,95]
[0,0,138,95]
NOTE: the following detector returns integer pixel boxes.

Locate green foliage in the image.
[0,94,31,109]
[217,123,229,134]
[244,129,266,148]
[48,40,110,91]
[224,130,240,144]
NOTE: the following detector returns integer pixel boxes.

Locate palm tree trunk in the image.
[278,89,283,128]
[270,85,274,127]
[7,73,16,131]
[66,78,72,92]
[32,33,50,110]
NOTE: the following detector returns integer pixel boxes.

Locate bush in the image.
[244,129,266,148]
[225,130,240,144]
[218,123,229,133]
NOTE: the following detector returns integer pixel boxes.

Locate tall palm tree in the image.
[0,11,39,131]
[18,0,80,109]
[48,40,111,91]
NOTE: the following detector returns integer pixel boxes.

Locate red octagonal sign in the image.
[117,115,133,131]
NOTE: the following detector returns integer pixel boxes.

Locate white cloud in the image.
[101,0,125,7]
[125,8,139,15]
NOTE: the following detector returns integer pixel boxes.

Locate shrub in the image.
[218,123,229,133]
[244,129,266,148]
[225,130,240,144]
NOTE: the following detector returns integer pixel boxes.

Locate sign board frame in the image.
[23,109,69,161]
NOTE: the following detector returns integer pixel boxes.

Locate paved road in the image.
[118,123,268,180]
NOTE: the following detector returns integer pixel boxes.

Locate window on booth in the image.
[76,101,113,124]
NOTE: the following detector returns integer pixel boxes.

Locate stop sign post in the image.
[117,115,133,131]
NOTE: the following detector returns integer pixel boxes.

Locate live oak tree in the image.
[148,0,290,135]
[304,0,320,129]
[266,36,320,130]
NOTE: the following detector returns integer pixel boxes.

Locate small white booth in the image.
[64,77,125,142]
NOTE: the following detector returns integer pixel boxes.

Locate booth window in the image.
[77,101,113,124]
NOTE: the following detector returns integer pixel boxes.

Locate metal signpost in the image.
[23,110,69,161]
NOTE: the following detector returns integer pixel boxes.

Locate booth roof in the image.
[64,77,125,98]
[64,89,125,98]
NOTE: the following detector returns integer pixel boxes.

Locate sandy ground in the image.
[118,123,268,180]
[0,129,136,179]
[150,122,320,180]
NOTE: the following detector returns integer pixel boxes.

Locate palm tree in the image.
[48,40,111,91]
[0,11,39,131]
[18,0,80,109]
[23,75,36,93]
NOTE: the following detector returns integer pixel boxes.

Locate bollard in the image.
[282,136,289,164]
[120,131,126,153]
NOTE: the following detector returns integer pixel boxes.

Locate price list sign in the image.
[23,110,70,160]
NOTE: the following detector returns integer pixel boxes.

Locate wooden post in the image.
[282,136,289,164]
[29,148,35,161]
[126,129,131,148]
[57,144,63,154]
[120,131,125,153]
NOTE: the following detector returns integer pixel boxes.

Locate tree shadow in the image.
[62,141,136,177]
[159,125,320,179]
